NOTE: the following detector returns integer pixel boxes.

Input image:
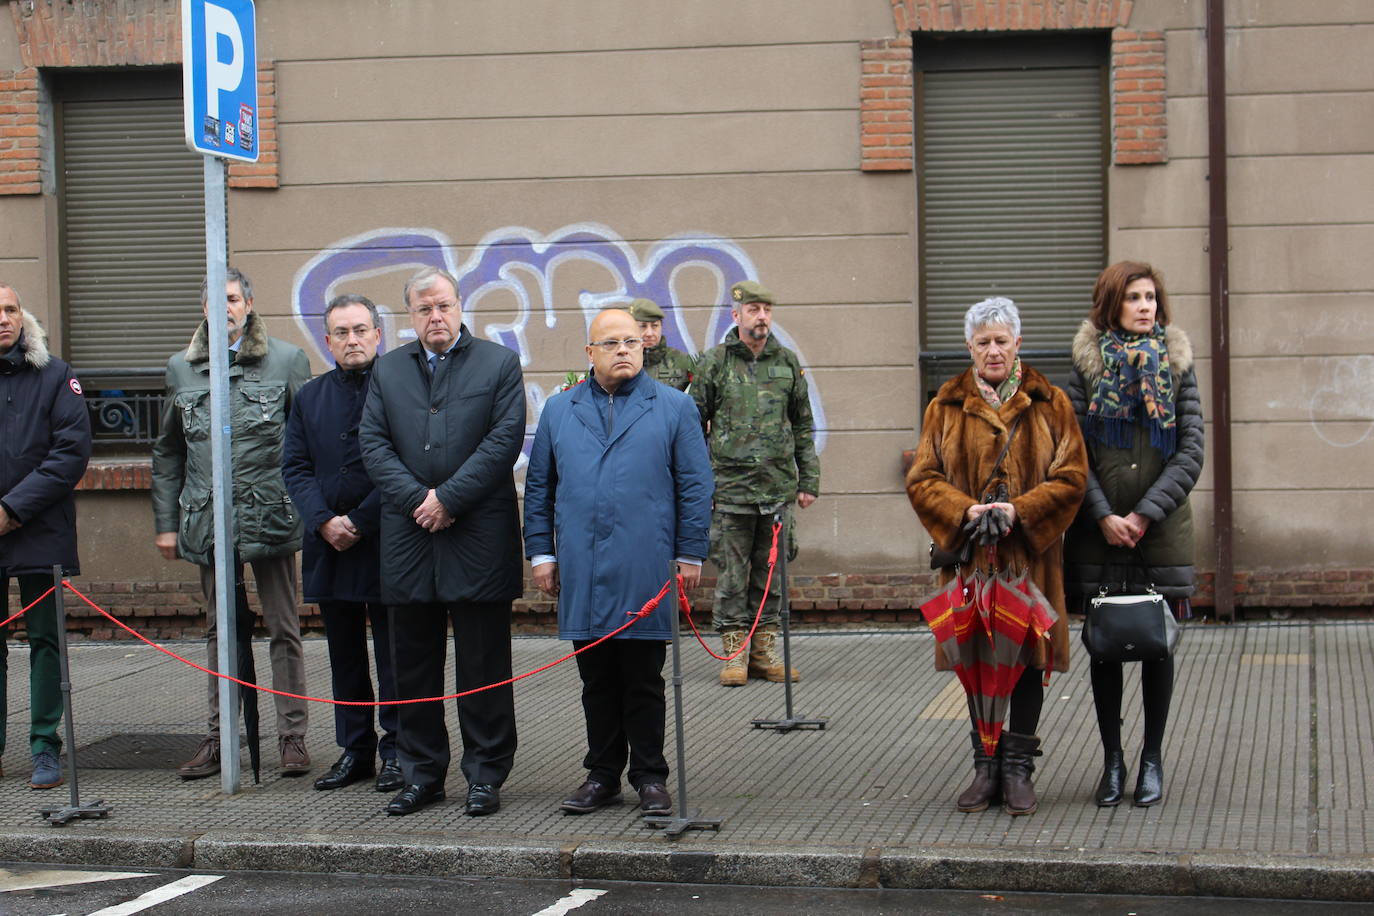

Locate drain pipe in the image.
[1206,0,1235,621]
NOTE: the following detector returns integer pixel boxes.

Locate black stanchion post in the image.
[643,568,720,838]
[37,567,111,826]
[751,507,826,733]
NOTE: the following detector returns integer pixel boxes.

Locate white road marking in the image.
[530,887,609,916]
[0,869,153,893]
[84,875,224,915]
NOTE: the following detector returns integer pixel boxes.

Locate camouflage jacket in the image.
[643,342,694,391]
[692,328,820,509]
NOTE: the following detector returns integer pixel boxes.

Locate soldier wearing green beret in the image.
[692,280,820,686]
[628,298,694,392]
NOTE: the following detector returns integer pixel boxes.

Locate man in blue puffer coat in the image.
[524,308,713,818]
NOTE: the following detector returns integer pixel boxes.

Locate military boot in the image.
[999,731,1042,816]
[719,630,748,687]
[955,731,1001,812]
[748,628,800,682]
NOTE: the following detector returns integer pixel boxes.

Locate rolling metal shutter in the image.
[919,55,1105,389]
[61,96,209,372]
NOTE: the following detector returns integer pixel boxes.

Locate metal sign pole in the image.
[752,507,826,733]
[204,155,241,794]
[644,567,720,838]
[37,566,110,825]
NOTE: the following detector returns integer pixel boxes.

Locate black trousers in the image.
[319,600,398,760]
[389,600,517,789]
[572,638,668,789]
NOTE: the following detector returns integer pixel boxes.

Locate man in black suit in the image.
[282,294,402,794]
[359,267,525,817]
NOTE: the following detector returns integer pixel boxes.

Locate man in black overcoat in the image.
[359,267,525,817]
[283,294,402,794]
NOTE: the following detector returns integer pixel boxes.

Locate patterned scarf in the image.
[1085,325,1177,458]
[974,357,1022,408]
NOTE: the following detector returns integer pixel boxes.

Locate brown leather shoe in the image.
[636,782,673,815]
[279,735,311,775]
[559,779,622,814]
[178,736,220,780]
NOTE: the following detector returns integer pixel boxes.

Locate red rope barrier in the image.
[678,520,780,661]
[60,578,671,707]
[0,585,57,629]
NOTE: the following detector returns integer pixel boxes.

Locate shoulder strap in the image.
[976,415,1022,501]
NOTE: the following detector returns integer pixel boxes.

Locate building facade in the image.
[1,0,1370,634]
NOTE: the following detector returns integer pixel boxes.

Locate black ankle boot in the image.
[1094,750,1127,806]
[1133,750,1164,807]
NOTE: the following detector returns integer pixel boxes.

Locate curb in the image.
[1,829,1371,902]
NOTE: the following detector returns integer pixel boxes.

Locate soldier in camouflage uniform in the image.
[692,280,819,686]
[628,298,693,392]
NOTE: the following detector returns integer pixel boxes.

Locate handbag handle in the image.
[1098,543,1161,597]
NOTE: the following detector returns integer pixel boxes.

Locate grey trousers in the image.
[199,553,308,737]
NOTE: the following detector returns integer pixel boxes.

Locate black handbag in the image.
[1080,549,1181,663]
[928,417,1021,571]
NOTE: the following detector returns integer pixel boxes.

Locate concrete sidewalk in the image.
[0,620,1371,901]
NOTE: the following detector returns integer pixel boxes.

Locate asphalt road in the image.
[2,863,1369,915]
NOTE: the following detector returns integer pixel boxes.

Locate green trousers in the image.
[1,573,64,756]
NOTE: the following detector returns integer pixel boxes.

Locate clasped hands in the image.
[413,489,454,532]
[1098,512,1151,549]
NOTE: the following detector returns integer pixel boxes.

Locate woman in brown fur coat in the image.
[907,297,1088,816]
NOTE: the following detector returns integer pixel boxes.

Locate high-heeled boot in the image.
[1133,750,1164,807]
[999,731,1042,816]
[1095,749,1127,807]
[955,731,1001,812]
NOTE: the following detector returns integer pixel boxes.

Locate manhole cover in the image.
[76,733,238,770]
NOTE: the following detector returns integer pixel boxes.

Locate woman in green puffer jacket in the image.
[1064,261,1204,810]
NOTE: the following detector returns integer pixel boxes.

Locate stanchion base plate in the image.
[38,799,112,826]
[751,716,828,732]
[642,810,722,839]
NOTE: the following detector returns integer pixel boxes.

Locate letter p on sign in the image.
[182,0,259,162]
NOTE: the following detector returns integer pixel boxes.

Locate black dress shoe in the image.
[465,783,500,817]
[636,782,673,815]
[1133,751,1165,807]
[313,753,375,791]
[375,758,405,793]
[1094,750,1127,807]
[386,783,445,816]
[559,779,622,814]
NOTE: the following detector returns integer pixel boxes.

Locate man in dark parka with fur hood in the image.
[0,285,92,790]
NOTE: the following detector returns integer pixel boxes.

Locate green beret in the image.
[627,298,664,322]
[730,280,775,306]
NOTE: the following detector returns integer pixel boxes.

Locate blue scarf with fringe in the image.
[1085,325,1177,458]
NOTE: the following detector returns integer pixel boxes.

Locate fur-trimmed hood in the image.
[3,310,52,371]
[1072,320,1194,379]
[186,309,270,364]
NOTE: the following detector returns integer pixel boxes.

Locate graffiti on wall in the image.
[291,223,828,471]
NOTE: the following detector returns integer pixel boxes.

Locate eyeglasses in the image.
[589,337,643,353]
[329,325,376,341]
[409,302,458,319]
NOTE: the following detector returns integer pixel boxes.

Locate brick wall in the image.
[10,569,1370,646]
[862,0,1166,172]
[0,0,278,194]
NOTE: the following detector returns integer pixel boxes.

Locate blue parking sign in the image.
[182,0,258,162]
